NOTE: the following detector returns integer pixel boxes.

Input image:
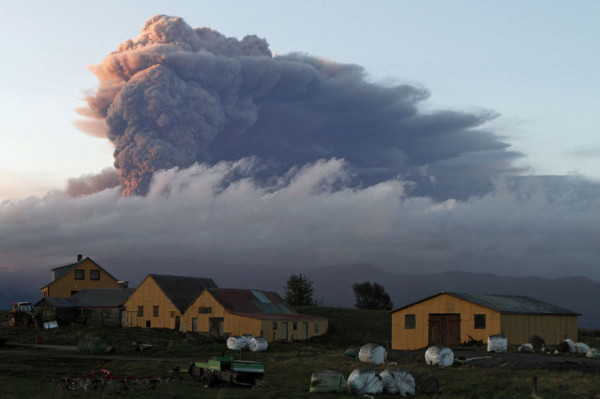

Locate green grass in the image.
[1,306,600,398]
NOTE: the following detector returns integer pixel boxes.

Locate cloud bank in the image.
[1,160,599,283]
[78,14,521,199]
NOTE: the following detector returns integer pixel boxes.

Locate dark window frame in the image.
[474,314,486,329]
[74,269,85,280]
[153,306,159,317]
[137,306,143,317]
[90,270,100,280]
[198,307,212,314]
[272,322,278,330]
[405,314,416,329]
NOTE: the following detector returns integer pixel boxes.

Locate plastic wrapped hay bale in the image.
[557,339,576,353]
[487,335,507,352]
[519,343,533,352]
[248,337,268,352]
[424,346,454,367]
[227,335,250,350]
[358,343,387,365]
[574,342,590,354]
[347,367,383,395]
[309,370,347,393]
[380,367,415,396]
[586,348,600,359]
[344,347,360,358]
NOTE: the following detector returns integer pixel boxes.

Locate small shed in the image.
[35,288,134,327]
[182,288,328,341]
[391,291,579,350]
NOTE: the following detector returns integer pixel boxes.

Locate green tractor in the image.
[188,355,264,388]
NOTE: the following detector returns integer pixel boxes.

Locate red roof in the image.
[206,288,327,322]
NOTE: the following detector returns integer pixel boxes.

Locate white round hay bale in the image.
[574,342,590,354]
[347,367,383,395]
[358,343,387,365]
[586,348,600,359]
[248,337,268,352]
[424,346,454,367]
[519,343,533,352]
[380,367,415,395]
[226,335,249,350]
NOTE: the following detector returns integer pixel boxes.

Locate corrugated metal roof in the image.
[391,291,580,315]
[35,288,135,308]
[206,288,327,322]
[446,292,580,315]
[150,274,218,314]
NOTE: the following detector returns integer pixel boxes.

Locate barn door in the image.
[428,314,460,346]
[209,317,224,336]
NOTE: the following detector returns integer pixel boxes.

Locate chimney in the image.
[77,254,83,262]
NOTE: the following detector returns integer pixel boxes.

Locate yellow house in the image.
[391,291,579,350]
[124,274,217,329]
[41,255,120,298]
[182,288,328,341]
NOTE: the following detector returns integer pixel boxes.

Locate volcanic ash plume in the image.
[80,14,520,198]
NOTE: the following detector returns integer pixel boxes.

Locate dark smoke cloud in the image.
[80,14,522,198]
[64,168,121,197]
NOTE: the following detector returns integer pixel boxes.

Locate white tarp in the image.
[358,343,387,365]
[380,367,415,396]
[425,346,454,367]
[248,337,268,352]
[347,367,384,395]
[487,335,507,352]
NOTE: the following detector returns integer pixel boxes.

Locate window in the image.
[198,307,212,314]
[74,269,84,280]
[314,323,320,334]
[153,306,159,317]
[474,314,486,329]
[293,322,298,330]
[405,314,416,329]
[170,311,175,318]
[90,270,100,280]
[272,322,278,330]
[137,306,143,317]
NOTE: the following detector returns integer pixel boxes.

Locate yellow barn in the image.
[182,288,328,341]
[124,274,217,329]
[41,255,120,298]
[391,291,579,350]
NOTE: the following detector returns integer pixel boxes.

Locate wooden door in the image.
[174,316,181,331]
[209,317,224,336]
[428,314,460,346]
[282,322,288,341]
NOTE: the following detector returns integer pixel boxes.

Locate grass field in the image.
[1,307,599,398]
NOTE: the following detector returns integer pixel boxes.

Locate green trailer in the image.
[188,355,264,387]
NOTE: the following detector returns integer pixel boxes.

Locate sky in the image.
[1,1,599,292]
